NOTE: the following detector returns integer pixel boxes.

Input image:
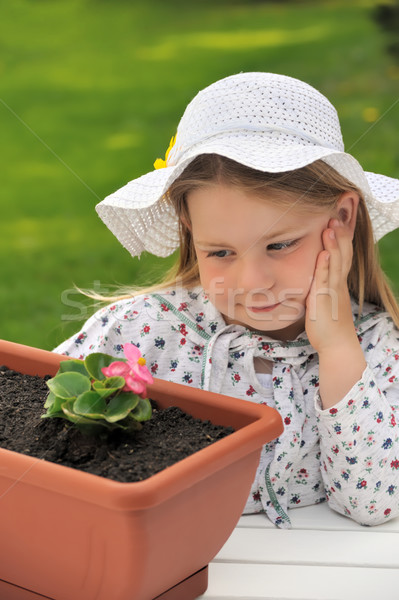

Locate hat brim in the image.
[96,141,399,257]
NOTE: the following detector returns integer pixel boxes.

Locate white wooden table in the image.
[198,503,399,600]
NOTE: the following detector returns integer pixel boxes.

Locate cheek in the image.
[197,257,223,289]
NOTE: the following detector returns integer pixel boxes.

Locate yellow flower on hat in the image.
[154,135,176,169]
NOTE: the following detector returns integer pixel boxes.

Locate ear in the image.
[334,191,359,239]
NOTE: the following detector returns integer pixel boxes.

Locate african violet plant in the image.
[43,343,153,432]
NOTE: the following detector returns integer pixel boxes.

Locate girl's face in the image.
[187,183,333,340]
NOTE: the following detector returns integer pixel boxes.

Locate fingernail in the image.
[329,229,335,239]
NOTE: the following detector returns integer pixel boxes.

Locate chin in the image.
[225,309,306,340]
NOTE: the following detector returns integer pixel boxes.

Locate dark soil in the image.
[0,366,233,483]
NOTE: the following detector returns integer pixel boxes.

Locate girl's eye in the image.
[206,249,232,258]
[267,239,298,252]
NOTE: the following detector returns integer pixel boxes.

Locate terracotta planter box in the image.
[0,340,283,600]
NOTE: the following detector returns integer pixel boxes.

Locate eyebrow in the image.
[195,226,301,248]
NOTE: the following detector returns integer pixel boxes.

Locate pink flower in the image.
[102,343,154,396]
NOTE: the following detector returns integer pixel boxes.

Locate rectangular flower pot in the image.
[0,340,283,600]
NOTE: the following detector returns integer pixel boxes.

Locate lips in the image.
[247,303,281,313]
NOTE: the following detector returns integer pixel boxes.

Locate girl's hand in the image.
[305,218,355,353]
[305,218,366,408]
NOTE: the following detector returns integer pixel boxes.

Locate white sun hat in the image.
[96,72,399,257]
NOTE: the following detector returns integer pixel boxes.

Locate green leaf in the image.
[43,391,64,415]
[44,390,56,409]
[47,372,91,399]
[130,397,152,422]
[92,388,117,401]
[104,392,139,423]
[93,376,125,390]
[84,353,121,380]
[41,410,64,420]
[74,391,108,418]
[57,359,89,377]
[42,390,64,419]
[61,400,98,426]
[92,377,125,400]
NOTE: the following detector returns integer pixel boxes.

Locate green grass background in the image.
[1,0,398,350]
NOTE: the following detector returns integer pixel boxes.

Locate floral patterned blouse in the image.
[54,286,399,529]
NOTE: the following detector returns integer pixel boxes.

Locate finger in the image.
[325,222,353,287]
[332,221,353,275]
[308,249,330,299]
[306,249,330,317]
[322,227,342,290]
[314,248,330,289]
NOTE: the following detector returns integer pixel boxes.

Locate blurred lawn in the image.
[1,0,398,349]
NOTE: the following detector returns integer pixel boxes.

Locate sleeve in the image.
[315,316,399,525]
[53,296,148,360]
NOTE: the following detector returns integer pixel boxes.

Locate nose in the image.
[236,256,275,294]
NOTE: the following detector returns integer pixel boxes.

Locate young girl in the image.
[55,72,399,529]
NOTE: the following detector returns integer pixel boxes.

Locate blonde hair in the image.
[91,154,399,327]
